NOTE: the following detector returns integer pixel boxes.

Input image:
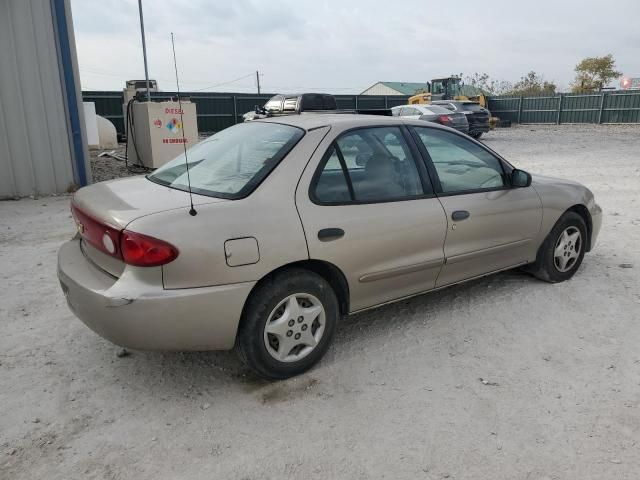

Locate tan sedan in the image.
[58,114,602,379]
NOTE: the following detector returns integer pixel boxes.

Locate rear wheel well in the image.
[567,204,592,251]
[248,260,350,316]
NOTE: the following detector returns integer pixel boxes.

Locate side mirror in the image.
[511,169,532,188]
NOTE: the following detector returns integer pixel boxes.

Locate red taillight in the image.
[438,115,452,124]
[120,230,179,267]
[71,202,122,258]
[71,201,178,267]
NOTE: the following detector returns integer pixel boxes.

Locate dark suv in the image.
[432,101,490,139]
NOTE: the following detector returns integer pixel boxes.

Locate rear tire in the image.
[530,211,587,283]
[235,268,338,380]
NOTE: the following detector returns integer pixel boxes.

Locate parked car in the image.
[58,114,601,380]
[391,104,469,134]
[432,100,490,138]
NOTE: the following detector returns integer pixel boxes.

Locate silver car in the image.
[391,104,469,134]
[58,115,602,379]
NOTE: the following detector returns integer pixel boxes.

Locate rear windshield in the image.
[460,103,484,112]
[423,105,452,114]
[148,122,304,199]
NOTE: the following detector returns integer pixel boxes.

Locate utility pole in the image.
[137,0,151,102]
[256,70,261,94]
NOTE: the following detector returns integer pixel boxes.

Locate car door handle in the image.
[318,228,344,241]
[451,210,470,221]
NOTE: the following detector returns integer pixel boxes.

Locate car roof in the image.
[256,113,414,131]
[433,100,480,106]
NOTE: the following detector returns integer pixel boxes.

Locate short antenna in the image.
[170,32,197,216]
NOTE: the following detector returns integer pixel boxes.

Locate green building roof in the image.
[379,82,430,95]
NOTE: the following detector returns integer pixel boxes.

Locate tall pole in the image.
[138,0,151,102]
[256,70,261,94]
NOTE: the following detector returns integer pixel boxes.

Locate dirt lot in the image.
[1,124,639,480]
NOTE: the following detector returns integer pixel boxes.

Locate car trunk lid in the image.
[71,176,227,277]
[449,112,468,126]
[73,176,227,227]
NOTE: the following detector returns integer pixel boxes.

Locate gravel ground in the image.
[1,124,639,480]
[89,144,135,183]
[88,134,210,182]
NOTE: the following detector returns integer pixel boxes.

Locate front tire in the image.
[531,211,587,283]
[235,268,339,380]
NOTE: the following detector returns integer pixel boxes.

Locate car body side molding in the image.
[445,238,532,265]
[358,258,444,283]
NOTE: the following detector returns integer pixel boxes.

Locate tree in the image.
[571,54,622,92]
[464,72,512,95]
[507,71,556,96]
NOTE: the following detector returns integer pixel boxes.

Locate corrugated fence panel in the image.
[521,96,558,123]
[386,96,411,108]
[561,94,600,123]
[486,97,519,122]
[83,91,125,133]
[335,96,356,110]
[355,96,386,109]
[602,92,640,123]
[488,91,640,124]
[83,92,411,135]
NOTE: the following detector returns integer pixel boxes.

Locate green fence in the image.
[487,90,640,124]
[83,90,640,133]
[82,91,411,135]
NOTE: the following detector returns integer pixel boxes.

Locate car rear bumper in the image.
[469,122,490,134]
[57,238,255,351]
[452,124,469,133]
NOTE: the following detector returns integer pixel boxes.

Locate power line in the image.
[81,67,256,90]
[261,84,367,91]
[80,68,367,93]
[191,72,256,91]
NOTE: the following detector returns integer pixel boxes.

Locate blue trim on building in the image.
[52,0,87,186]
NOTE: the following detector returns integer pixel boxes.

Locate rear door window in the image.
[312,127,431,204]
[313,146,352,203]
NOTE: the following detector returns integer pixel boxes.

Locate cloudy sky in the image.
[70,0,640,93]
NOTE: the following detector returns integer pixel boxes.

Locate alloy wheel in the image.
[263,293,326,362]
[553,226,582,273]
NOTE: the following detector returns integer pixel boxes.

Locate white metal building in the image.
[0,0,89,198]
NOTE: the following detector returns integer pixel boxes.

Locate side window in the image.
[403,107,419,116]
[414,127,507,193]
[313,127,431,204]
[314,146,351,203]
